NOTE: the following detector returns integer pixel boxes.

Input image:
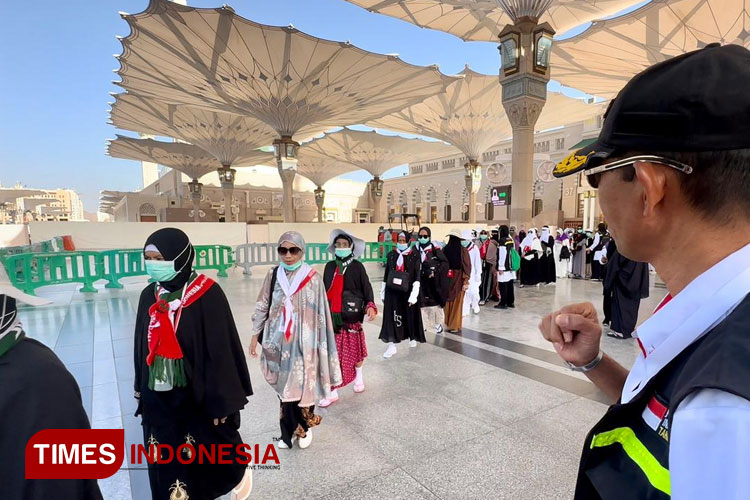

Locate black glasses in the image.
[586,155,693,189]
[418,233,429,238]
[277,247,302,256]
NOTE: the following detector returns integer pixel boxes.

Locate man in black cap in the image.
[539,43,750,498]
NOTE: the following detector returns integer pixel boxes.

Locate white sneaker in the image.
[472,306,480,314]
[277,436,296,449]
[435,324,444,335]
[383,344,397,358]
[409,339,417,348]
[298,429,313,449]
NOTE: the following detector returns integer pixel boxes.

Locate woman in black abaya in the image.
[134,228,253,500]
[602,239,650,339]
[379,231,424,358]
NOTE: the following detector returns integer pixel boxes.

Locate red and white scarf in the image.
[276,264,316,341]
[395,247,412,271]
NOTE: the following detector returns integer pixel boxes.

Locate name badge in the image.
[392,278,403,285]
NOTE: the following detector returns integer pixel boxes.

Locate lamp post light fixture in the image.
[498,9,555,228]
[187,180,203,223]
[369,176,385,223]
[273,136,300,222]
[314,187,326,223]
[217,165,236,223]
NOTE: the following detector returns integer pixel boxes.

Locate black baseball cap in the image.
[554,43,750,178]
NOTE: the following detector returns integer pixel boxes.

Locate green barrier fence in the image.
[2,245,236,295]
[1,241,396,295]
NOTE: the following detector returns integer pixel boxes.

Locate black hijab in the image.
[418,226,432,248]
[443,235,463,269]
[144,228,195,292]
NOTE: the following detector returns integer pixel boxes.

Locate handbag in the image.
[386,269,411,292]
[341,290,364,323]
[560,246,571,260]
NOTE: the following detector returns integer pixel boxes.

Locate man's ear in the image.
[633,162,667,218]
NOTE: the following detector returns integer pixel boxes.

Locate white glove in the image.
[408,281,421,305]
[380,281,386,301]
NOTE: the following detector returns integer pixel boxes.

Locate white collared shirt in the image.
[620,243,750,499]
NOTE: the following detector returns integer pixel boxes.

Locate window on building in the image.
[462,205,469,222]
[431,206,438,223]
[555,138,565,150]
[533,199,543,217]
[444,205,451,221]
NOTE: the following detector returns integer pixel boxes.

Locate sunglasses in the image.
[586,155,693,189]
[277,246,302,256]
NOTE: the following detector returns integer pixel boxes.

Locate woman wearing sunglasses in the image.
[319,230,377,407]
[134,228,253,500]
[250,231,342,450]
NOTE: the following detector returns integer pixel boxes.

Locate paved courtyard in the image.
[17,265,663,500]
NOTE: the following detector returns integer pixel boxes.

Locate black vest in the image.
[575,293,750,499]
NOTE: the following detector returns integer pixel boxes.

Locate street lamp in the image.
[533,24,554,73]
[217,166,236,223]
[499,15,555,228]
[499,29,520,75]
[273,136,300,222]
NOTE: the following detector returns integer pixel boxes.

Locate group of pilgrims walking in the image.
[113,223,649,499]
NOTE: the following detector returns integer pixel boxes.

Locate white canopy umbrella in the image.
[109,93,278,166]
[115,0,458,221]
[300,127,458,222]
[342,0,646,41]
[107,135,273,221]
[551,0,750,98]
[294,151,360,222]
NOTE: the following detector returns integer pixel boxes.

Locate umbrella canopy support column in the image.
[498,16,554,228]
[464,160,482,224]
[218,165,236,223]
[314,187,326,223]
[188,180,203,223]
[369,176,384,223]
[279,168,296,223]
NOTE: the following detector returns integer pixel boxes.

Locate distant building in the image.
[104,166,369,224]
[383,117,606,230]
[2,186,86,223]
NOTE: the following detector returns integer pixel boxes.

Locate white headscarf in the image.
[395,231,412,269]
[520,231,535,249]
[540,226,551,241]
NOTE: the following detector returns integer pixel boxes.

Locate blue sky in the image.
[0,0,624,212]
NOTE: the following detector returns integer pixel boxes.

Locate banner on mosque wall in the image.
[491,185,512,207]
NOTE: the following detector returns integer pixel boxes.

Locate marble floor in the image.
[16,265,664,500]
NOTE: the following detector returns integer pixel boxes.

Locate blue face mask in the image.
[479,235,488,241]
[335,248,353,259]
[397,243,409,252]
[418,237,430,245]
[281,260,304,271]
[461,240,471,248]
[145,260,179,283]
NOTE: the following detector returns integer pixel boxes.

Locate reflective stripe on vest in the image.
[590,427,671,496]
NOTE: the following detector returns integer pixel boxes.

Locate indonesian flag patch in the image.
[642,395,670,441]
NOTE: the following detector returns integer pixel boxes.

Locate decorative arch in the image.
[138,203,157,222]
[427,187,437,203]
[399,190,408,213]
